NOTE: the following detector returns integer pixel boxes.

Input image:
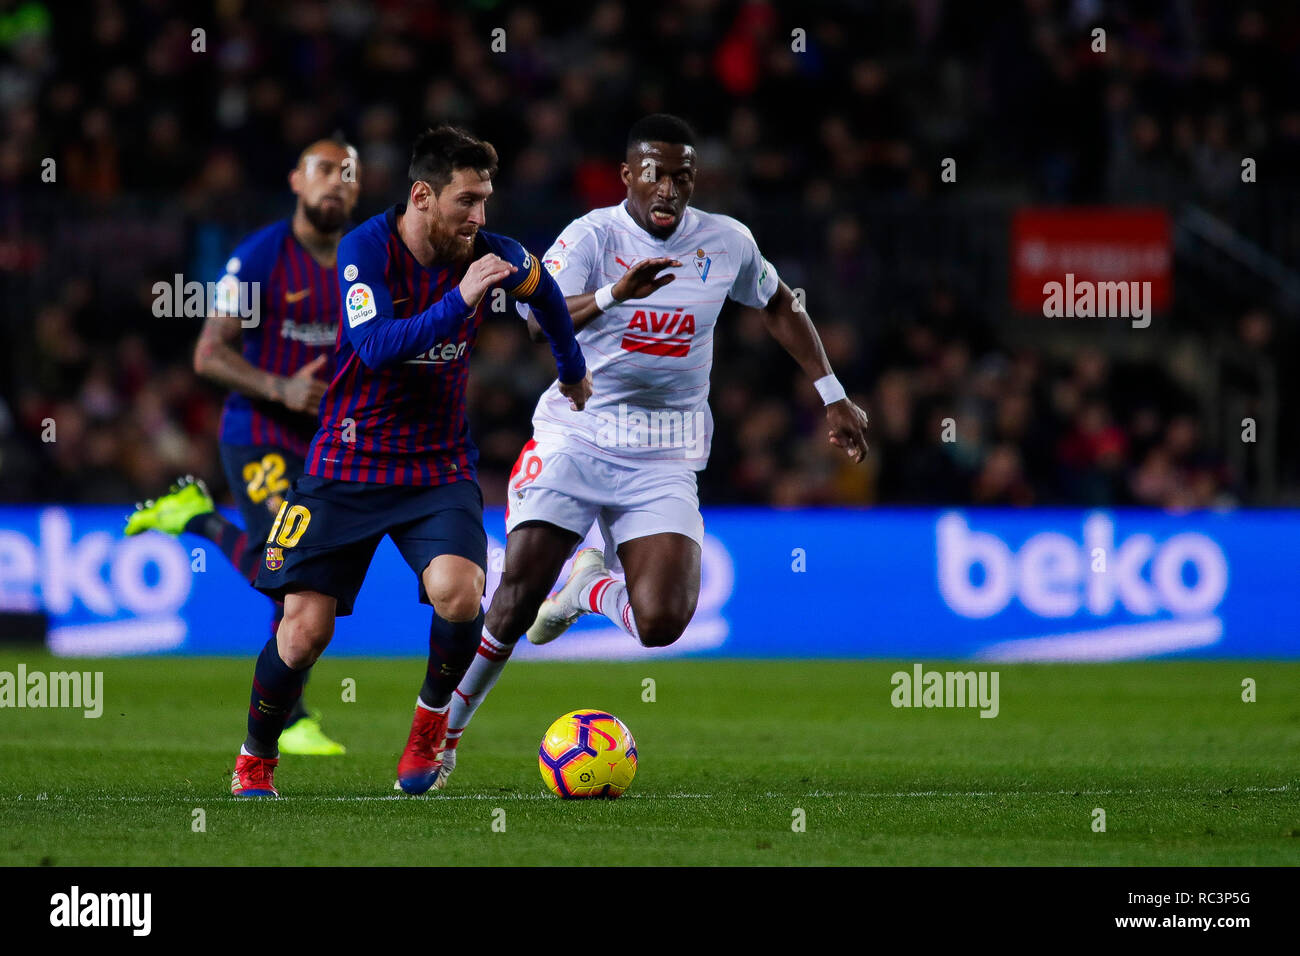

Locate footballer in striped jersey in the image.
[230,126,591,798]
[125,138,361,756]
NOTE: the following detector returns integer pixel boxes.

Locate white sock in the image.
[415,698,450,714]
[578,575,642,643]
[445,628,514,749]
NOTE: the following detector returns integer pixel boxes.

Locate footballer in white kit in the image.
[435,114,869,787]
[507,187,779,554]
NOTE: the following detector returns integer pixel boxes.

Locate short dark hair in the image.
[297,135,357,167]
[409,125,499,193]
[626,113,697,150]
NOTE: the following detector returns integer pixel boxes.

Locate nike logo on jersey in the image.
[284,288,311,303]
[619,309,696,357]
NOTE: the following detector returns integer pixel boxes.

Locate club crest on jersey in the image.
[620,309,695,357]
[346,283,375,327]
[265,546,284,571]
[692,248,711,283]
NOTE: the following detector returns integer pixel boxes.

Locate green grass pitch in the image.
[1,652,1297,865]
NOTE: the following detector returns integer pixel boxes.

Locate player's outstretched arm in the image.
[466,249,590,409]
[524,256,679,343]
[193,313,327,413]
[508,247,590,407]
[570,256,681,327]
[760,280,870,463]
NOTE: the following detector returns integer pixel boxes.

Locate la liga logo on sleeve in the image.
[346,283,375,326]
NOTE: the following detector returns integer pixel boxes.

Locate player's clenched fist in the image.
[458,253,517,308]
[826,398,870,464]
[277,354,329,413]
[558,369,593,412]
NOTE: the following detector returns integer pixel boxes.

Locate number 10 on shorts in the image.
[266,501,312,548]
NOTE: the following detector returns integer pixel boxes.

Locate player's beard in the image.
[428,214,476,263]
[302,196,347,234]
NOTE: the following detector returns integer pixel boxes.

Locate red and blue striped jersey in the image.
[214,219,340,456]
[306,203,585,486]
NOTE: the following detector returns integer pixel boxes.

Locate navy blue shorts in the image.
[219,443,307,572]
[254,473,487,616]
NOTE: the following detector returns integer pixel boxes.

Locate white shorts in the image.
[503,439,705,564]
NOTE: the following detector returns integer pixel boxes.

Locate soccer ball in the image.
[538,709,638,799]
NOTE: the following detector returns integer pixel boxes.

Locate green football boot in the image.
[279,713,347,756]
[124,475,214,537]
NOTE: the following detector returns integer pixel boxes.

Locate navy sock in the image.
[272,603,311,728]
[244,637,308,757]
[185,512,258,582]
[419,608,484,709]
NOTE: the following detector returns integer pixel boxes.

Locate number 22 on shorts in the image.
[243,453,290,505]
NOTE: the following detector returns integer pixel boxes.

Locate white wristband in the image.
[813,374,847,405]
[593,282,618,313]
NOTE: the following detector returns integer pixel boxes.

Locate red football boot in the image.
[231,753,279,797]
[395,705,448,795]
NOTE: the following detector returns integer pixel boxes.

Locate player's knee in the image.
[427,579,485,623]
[424,560,486,622]
[630,587,697,647]
[434,590,483,623]
[427,576,483,621]
[633,608,691,648]
[276,611,332,667]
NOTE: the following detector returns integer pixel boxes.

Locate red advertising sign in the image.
[1010,208,1172,314]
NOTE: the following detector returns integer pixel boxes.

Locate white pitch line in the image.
[778,785,1292,798]
[2,785,1289,803]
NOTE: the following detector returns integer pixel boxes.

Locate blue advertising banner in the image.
[0,506,1294,659]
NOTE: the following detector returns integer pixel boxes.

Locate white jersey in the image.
[524,201,779,470]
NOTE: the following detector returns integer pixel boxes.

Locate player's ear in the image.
[619,162,631,188]
[409,180,430,211]
[289,166,303,196]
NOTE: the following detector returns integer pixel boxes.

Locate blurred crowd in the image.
[699,284,1276,509]
[1,0,1297,508]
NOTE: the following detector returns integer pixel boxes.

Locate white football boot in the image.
[432,746,456,790]
[526,548,608,645]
